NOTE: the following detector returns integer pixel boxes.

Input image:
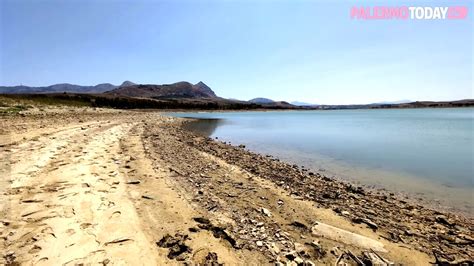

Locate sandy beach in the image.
[1,107,472,265]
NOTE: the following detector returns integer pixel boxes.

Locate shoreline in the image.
[168,118,472,251]
[177,113,474,217]
[197,138,473,218]
[164,106,474,114]
[1,107,472,264]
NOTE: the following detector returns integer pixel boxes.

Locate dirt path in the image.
[1,110,470,265]
[1,119,160,265]
[1,114,267,265]
[119,123,268,264]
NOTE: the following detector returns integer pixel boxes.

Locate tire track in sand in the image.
[1,122,158,265]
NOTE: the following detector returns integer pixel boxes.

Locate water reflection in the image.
[182,118,224,137]
[171,109,474,214]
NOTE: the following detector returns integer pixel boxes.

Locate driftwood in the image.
[362,249,394,265]
[312,222,386,252]
[335,251,365,266]
[347,250,365,265]
[335,253,345,266]
[334,249,395,266]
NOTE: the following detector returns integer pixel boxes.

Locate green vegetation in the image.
[0,105,31,115]
[0,93,288,111]
[4,93,469,112]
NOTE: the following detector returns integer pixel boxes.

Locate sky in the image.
[0,0,472,104]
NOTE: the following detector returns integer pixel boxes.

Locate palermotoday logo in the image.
[351,6,468,20]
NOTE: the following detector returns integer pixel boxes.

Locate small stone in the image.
[285,252,297,260]
[141,195,154,200]
[294,257,304,264]
[189,227,199,233]
[294,243,305,252]
[261,208,272,217]
[435,215,453,226]
[269,242,280,254]
[256,241,264,247]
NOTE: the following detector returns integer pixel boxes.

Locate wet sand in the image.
[0,107,472,265]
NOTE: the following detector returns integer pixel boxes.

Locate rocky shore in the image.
[1,107,472,265]
[143,117,474,264]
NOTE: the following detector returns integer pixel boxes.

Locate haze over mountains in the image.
[248,98,275,104]
[0,83,117,94]
[0,81,218,99]
[1,81,472,109]
[0,81,293,107]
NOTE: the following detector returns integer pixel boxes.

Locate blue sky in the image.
[1,0,472,104]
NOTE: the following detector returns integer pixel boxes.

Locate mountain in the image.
[106,81,218,99]
[193,81,217,97]
[0,83,117,94]
[248,98,275,104]
[120,81,136,87]
[0,80,218,100]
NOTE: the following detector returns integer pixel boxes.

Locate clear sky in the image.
[1,0,472,104]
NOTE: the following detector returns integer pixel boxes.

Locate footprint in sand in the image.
[110,210,121,219]
[66,228,75,236]
[104,237,134,246]
[97,199,115,211]
[36,257,49,263]
[28,245,42,254]
[80,223,93,229]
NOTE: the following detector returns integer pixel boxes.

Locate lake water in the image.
[171,108,473,214]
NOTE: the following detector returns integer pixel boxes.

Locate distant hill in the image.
[247,97,296,108]
[248,98,275,104]
[290,101,317,106]
[120,81,136,87]
[0,80,217,100]
[370,100,411,105]
[193,81,217,98]
[311,99,474,110]
[0,83,117,94]
[4,81,470,110]
[106,81,218,99]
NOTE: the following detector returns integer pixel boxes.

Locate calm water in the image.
[171,108,474,213]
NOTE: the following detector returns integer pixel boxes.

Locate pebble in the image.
[294,257,304,264]
[261,208,272,217]
[269,242,280,254]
